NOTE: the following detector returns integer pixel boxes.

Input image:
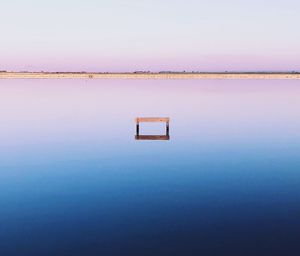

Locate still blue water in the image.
[0,79,300,255]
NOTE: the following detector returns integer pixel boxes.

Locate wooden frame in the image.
[135,117,170,140]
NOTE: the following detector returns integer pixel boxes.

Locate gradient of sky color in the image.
[1,0,300,72]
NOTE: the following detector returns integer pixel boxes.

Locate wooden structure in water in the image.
[135,117,170,141]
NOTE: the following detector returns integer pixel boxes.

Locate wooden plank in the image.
[135,135,170,140]
[136,117,170,123]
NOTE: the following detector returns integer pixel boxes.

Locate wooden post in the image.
[166,121,169,136]
[136,122,139,136]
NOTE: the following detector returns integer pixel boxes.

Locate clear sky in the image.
[1,0,299,72]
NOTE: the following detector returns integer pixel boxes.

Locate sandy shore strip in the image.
[1,72,300,79]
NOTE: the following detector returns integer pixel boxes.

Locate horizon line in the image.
[1,71,300,74]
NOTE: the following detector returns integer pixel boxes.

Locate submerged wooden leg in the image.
[166,122,169,136]
[136,123,140,136]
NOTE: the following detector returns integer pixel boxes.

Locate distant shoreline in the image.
[1,72,300,79]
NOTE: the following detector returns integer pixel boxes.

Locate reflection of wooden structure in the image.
[135,135,170,140]
[135,117,170,141]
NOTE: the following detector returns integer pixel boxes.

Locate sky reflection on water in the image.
[0,79,300,255]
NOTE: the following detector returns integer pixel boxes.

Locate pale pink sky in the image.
[1,0,300,72]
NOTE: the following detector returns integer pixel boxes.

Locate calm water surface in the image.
[0,79,300,255]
